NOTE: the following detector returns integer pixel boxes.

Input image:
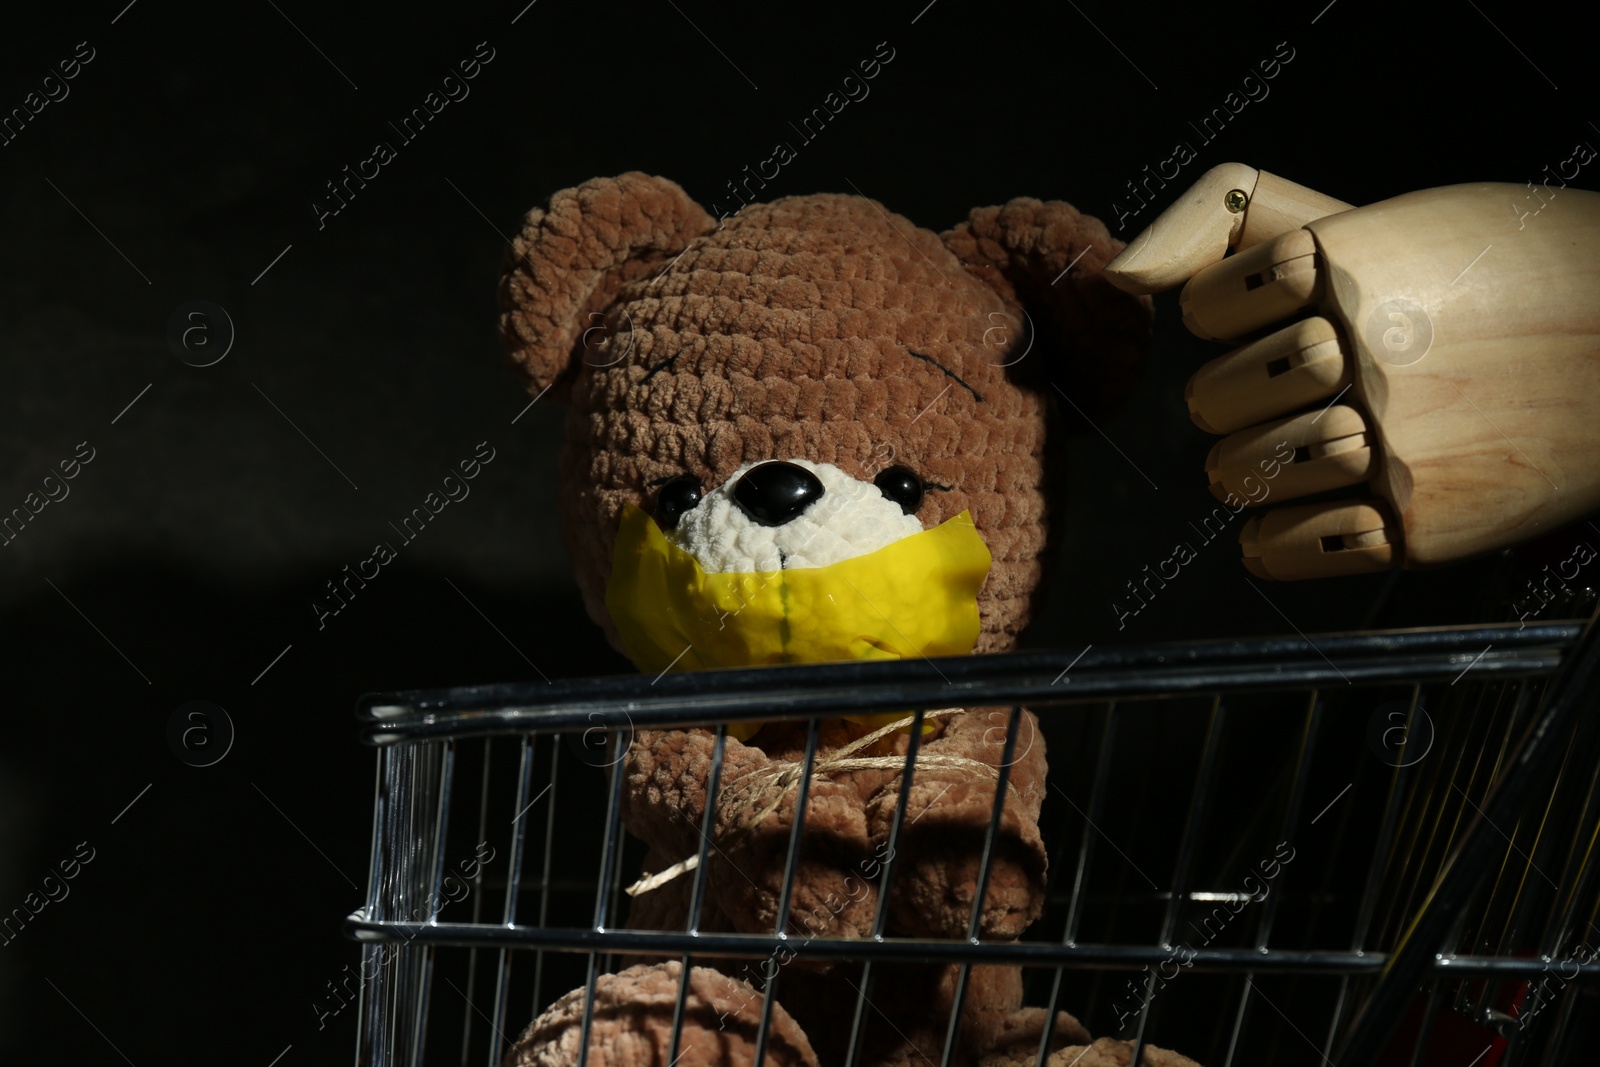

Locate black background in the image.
[2,0,1595,1063]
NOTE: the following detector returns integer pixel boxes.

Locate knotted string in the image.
[625,708,1017,897]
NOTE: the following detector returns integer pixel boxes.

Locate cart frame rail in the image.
[348,617,1600,1067]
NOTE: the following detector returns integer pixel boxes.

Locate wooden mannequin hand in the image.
[1103,162,1600,579]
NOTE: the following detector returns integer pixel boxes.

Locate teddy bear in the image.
[494,172,1200,1067]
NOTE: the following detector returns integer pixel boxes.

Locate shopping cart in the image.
[346,608,1600,1067]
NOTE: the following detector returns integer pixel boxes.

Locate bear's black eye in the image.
[656,475,703,529]
[873,465,924,514]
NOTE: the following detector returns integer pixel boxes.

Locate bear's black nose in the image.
[732,462,824,527]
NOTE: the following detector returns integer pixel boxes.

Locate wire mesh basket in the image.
[345,612,1600,1067]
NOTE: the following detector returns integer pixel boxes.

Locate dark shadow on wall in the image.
[0,558,622,1065]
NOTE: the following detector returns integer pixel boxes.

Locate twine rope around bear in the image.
[625,708,1020,897]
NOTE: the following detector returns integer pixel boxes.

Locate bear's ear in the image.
[942,197,1153,423]
[499,173,715,399]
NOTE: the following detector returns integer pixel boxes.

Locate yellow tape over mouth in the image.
[605,504,992,740]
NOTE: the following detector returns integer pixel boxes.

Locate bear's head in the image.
[499,172,1149,669]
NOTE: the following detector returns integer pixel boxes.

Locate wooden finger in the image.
[1105,166,1353,294]
[1186,316,1350,434]
[1239,499,1399,579]
[1206,405,1375,504]
[1179,229,1322,341]
[1104,162,1260,294]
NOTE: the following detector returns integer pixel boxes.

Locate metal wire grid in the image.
[346,616,1600,1067]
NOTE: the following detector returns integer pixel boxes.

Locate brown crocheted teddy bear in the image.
[496,173,1198,1067]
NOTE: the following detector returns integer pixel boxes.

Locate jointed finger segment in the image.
[1186,316,1349,434]
[1240,499,1398,580]
[1179,229,1322,341]
[1205,406,1376,505]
